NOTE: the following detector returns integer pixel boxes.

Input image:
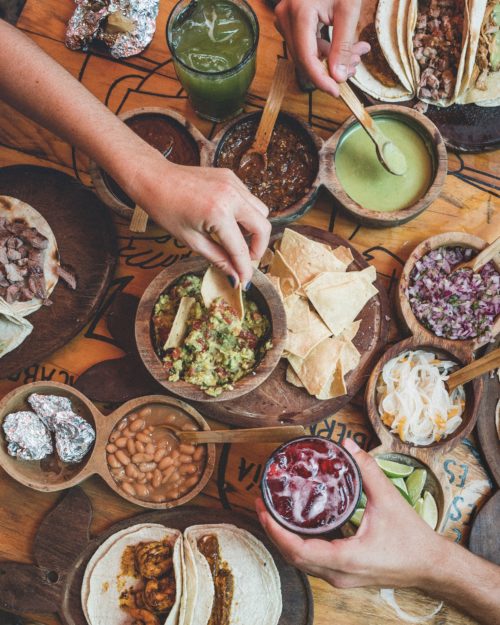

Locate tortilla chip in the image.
[284,296,331,358]
[201,266,244,320]
[287,337,343,396]
[332,245,354,267]
[268,250,300,297]
[339,339,361,375]
[305,270,378,336]
[260,248,275,269]
[341,320,362,342]
[286,365,304,388]
[267,274,283,300]
[316,361,347,400]
[279,229,349,285]
[163,296,195,350]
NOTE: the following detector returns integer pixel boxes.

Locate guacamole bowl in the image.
[136,258,287,402]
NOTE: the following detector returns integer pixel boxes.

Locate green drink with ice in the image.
[167,0,258,122]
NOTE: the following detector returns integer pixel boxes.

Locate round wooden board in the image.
[193,225,389,428]
[0,165,117,378]
[62,505,313,625]
[476,338,500,487]
[469,490,500,566]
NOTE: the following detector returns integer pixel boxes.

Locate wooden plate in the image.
[194,225,390,428]
[0,489,313,625]
[476,338,500,487]
[0,165,117,378]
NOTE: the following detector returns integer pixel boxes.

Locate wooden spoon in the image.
[451,236,500,274]
[178,425,305,444]
[446,347,500,391]
[238,58,294,171]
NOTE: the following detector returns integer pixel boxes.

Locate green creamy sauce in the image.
[335,118,433,212]
[172,0,253,73]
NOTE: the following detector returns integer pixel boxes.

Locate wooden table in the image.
[0,1,499,624]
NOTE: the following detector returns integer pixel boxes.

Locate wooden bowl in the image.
[0,382,215,509]
[135,258,287,402]
[322,105,447,228]
[89,107,212,219]
[211,111,324,225]
[365,336,483,454]
[397,231,500,354]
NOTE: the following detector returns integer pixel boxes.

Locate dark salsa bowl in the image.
[261,436,362,535]
[213,111,323,225]
[135,258,287,403]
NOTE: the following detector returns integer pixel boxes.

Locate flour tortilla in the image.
[83,524,183,625]
[0,196,59,317]
[164,296,196,350]
[182,524,282,625]
[201,266,244,320]
[0,299,33,358]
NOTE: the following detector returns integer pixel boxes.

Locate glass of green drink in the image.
[167,0,259,122]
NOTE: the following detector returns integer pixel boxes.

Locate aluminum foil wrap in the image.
[2,411,53,461]
[52,411,96,463]
[65,0,160,58]
[28,393,73,428]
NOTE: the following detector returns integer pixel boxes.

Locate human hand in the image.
[256,438,445,589]
[125,153,271,288]
[275,0,370,96]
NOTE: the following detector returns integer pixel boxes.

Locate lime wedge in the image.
[414,497,424,516]
[406,468,427,506]
[420,491,438,530]
[359,491,368,508]
[350,508,365,528]
[376,458,414,479]
[390,477,412,504]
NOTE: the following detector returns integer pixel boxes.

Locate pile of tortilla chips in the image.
[261,229,378,400]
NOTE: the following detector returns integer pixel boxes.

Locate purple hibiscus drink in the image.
[261,437,362,535]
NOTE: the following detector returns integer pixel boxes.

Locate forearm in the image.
[0,20,167,198]
[419,536,500,625]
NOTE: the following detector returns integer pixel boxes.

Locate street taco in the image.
[0,196,60,317]
[460,0,500,105]
[0,298,33,358]
[82,523,183,625]
[407,0,470,106]
[182,524,282,625]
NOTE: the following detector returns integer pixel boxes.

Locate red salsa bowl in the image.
[261,436,362,535]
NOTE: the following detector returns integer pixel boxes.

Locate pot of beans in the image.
[0,382,215,508]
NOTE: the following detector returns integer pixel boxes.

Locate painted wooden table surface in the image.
[0,1,499,624]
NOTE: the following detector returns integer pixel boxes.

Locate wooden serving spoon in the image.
[447,347,500,391]
[450,236,500,275]
[238,58,294,171]
[178,425,305,444]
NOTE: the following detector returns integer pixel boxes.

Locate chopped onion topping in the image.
[377,350,465,446]
[406,246,500,341]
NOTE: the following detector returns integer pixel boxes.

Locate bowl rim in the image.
[322,104,448,228]
[260,435,363,535]
[365,337,483,455]
[135,257,287,402]
[211,110,324,224]
[397,231,500,354]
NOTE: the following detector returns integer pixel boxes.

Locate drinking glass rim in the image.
[166,0,260,78]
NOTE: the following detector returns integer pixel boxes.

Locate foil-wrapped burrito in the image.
[2,393,95,464]
[65,0,160,58]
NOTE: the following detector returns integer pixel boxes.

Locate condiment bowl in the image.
[323,105,447,228]
[135,257,287,402]
[90,107,212,218]
[365,337,483,454]
[211,111,324,225]
[397,232,500,354]
[0,382,215,509]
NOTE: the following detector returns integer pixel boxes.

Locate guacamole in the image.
[152,274,271,396]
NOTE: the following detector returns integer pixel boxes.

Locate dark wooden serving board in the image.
[476,338,500,487]
[469,490,500,566]
[193,225,390,428]
[0,488,313,625]
[0,165,117,378]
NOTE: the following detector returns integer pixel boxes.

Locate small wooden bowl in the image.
[89,107,212,219]
[0,382,215,509]
[323,105,447,228]
[365,336,483,454]
[135,258,287,402]
[397,231,500,354]
[211,111,324,225]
